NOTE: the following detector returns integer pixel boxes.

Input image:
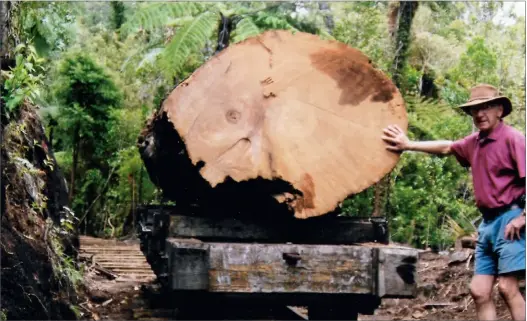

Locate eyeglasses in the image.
[469,103,500,115]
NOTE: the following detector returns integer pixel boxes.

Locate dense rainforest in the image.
[1,1,525,251]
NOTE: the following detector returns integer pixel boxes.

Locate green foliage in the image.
[53,52,122,160]
[53,151,72,173]
[10,2,76,57]
[47,215,83,290]
[251,10,297,31]
[54,52,121,110]
[333,2,392,71]
[160,11,219,79]
[1,44,45,120]
[15,1,523,247]
[340,187,375,217]
[450,37,499,86]
[120,2,204,35]
[231,18,261,43]
[389,152,477,249]
[51,52,122,232]
[111,2,126,30]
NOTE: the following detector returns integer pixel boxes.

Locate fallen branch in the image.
[463,297,473,312]
[19,284,49,317]
[92,263,118,280]
[423,302,455,309]
[465,253,473,270]
[443,283,454,297]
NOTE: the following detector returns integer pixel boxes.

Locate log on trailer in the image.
[138,30,407,219]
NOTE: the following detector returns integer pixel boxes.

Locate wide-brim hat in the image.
[459,84,512,118]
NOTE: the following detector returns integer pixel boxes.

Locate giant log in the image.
[138,30,407,219]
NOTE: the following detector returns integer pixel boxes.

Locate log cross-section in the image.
[138,30,408,219]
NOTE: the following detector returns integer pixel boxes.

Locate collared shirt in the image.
[451,121,526,210]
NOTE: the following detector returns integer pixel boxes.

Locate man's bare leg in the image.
[498,274,525,321]
[470,274,497,320]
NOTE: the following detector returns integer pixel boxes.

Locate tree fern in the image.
[404,94,471,141]
[159,11,219,79]
[231,17,261,43]
[121,2,204,35]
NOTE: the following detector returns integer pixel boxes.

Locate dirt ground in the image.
[362,250,525,321]
[78,238,525,321]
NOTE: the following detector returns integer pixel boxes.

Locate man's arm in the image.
[381,125,453,155]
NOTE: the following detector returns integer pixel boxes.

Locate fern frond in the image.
[405,93,472,140]
[231,17,261,43]
[121,3,204,34]
[120,42,161,72]
[253,11,298,32]
[407,113,439,140]
[160,11,219,78]
[443,212,476,239]
[444,214,466,239]
[404,94,453,113]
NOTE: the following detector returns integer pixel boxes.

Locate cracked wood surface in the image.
[157,30,407,219]
[166,238,374,294]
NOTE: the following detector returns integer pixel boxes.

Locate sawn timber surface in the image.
[168,214,386,244]
[165,238,418,297]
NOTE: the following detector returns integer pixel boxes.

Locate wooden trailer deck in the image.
[136,205,419,320]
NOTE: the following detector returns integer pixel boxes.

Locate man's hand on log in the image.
[382,125,410,152]
[504,212,526,241]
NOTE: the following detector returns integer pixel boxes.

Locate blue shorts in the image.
[475,207,526,275]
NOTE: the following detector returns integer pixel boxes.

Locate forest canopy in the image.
[1,1,525,250]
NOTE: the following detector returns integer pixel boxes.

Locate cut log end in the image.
[139,30,407,219]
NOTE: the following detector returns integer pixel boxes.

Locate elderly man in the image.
[382,84,525,321]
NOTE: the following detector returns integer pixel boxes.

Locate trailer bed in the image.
[136,205,418,319]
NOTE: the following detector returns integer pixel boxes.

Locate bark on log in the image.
[138,30,407,219]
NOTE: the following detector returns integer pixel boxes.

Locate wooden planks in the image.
[168,213,388,244]
[375,247,418,298]
[165,238,418,297]
[168,245,210,290]
[166,238,374,294]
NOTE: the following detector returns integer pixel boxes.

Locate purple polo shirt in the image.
[451,121,526,210]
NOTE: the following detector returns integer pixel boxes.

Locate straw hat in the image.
[459,84,512,117]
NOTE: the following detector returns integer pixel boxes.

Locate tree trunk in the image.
[0,1,14,70]
[390,1,419,89]
[318,2,335,35]
[373,1,418,218]
[138,165,144,204]
[215,13,234,54]
[69,125,80,203]
[387,1,399,41]
[138,30,407,219]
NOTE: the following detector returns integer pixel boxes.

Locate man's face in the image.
[469,103,503,132]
